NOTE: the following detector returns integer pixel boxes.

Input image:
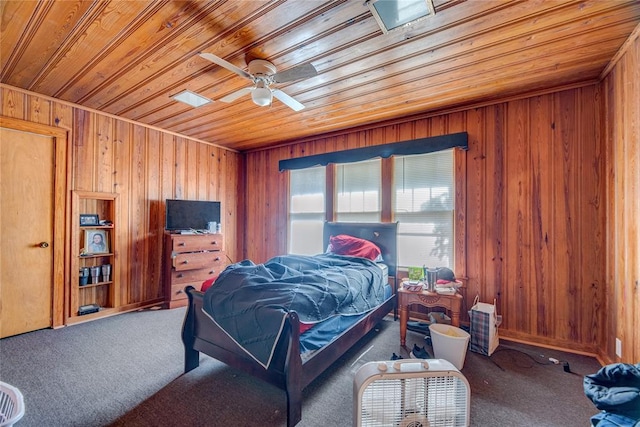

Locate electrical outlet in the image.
[615,338,622,357]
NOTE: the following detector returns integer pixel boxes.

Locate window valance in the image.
[279,132,467,171]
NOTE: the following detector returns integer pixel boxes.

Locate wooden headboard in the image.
[323,222,398,278]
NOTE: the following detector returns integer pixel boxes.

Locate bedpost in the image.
[182,286,200,373]
[285,311,303,426]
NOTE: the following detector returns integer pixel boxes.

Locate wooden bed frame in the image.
[181,222,398,426]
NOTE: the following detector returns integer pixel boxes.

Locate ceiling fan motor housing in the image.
[248,59,277,77]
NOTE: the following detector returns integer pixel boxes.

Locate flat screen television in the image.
[165,199,221,232]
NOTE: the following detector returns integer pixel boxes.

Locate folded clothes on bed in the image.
[201,253,386,369]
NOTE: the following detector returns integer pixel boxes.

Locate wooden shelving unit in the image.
[69,191,118,322]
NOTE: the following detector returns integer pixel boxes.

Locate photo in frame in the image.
[84,229,109,254]
[80,214,99,226]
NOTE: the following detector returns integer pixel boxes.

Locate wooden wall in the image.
[0,85,244,320]
[602,31,639,364]
[245,86,609,356]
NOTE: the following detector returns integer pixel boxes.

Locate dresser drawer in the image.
[173,251,225,271]
[170,281,203,301]
[171,267,221,284]
[172,235,223,252]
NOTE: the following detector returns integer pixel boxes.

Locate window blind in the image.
[394,150,454,268]
[336,159,381,222]
[288,167,326,255]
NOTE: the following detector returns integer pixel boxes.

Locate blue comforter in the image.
[202,254,385,368]
[584,363,640,425]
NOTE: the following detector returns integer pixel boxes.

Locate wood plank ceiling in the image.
[1,0,639,152]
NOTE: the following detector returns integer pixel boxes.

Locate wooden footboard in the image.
[182,286,396,426]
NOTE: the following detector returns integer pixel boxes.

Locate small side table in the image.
[398,287,463,346]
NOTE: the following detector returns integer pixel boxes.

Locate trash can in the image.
[429,324,470,370]
[0,381,24,427]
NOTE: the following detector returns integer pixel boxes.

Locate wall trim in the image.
[600,21,640,80]
[247,79,599,154]
[0,83,239,153]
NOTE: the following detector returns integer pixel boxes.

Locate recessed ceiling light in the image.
[170,90,212,108]
[365,0,435,34]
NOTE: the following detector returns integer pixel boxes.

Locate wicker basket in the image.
[0,382,24,427]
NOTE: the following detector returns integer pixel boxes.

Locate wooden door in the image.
[0,127,55,337]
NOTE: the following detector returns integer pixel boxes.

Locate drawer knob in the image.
[214,257,220,261]
[182,260,188,264]
[211,241,217,245]
[177,273,184,278]
[178,242,185,246]
[177,289,184,294]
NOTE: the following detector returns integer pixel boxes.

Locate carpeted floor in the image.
[0,306,603,426]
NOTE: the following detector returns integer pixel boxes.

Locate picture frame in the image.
[80,214,99,226]
[84,229,109,254]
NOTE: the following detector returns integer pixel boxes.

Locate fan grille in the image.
[359,375,469,427]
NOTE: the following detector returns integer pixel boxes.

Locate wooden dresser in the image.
[164,233,226,309]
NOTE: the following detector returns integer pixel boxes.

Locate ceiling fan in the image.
[198,52,317,111]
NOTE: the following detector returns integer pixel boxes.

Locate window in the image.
[336,159,381,222]
[288,167,326,255]
[287,147,457,268]
[394,150,454,269]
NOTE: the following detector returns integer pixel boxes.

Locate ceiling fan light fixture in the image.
[252,87,272,107]
[365,0,435,34]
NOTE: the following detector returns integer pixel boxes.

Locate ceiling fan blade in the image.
[272,89,305,111]
[219,87,254,103]
[272,63,317,83]
[198,52,253,80]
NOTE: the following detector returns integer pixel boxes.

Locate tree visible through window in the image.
[394,150,454,269]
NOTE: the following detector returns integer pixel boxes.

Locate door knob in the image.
[38,242,49,248]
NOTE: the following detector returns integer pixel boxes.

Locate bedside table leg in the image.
[399,305,408,346]
[451,310,460,327]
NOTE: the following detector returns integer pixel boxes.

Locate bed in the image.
[182,221,397,426]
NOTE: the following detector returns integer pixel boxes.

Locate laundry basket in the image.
[0,382,24,427]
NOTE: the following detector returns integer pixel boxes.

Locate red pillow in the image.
[200,275,219,292]
[299,322,315,334]
[329,234,382,261]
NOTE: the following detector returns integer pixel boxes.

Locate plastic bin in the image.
[429,324,470,370]
[0,382,24,427]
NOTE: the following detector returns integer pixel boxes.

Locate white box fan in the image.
[354,359,470,427]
